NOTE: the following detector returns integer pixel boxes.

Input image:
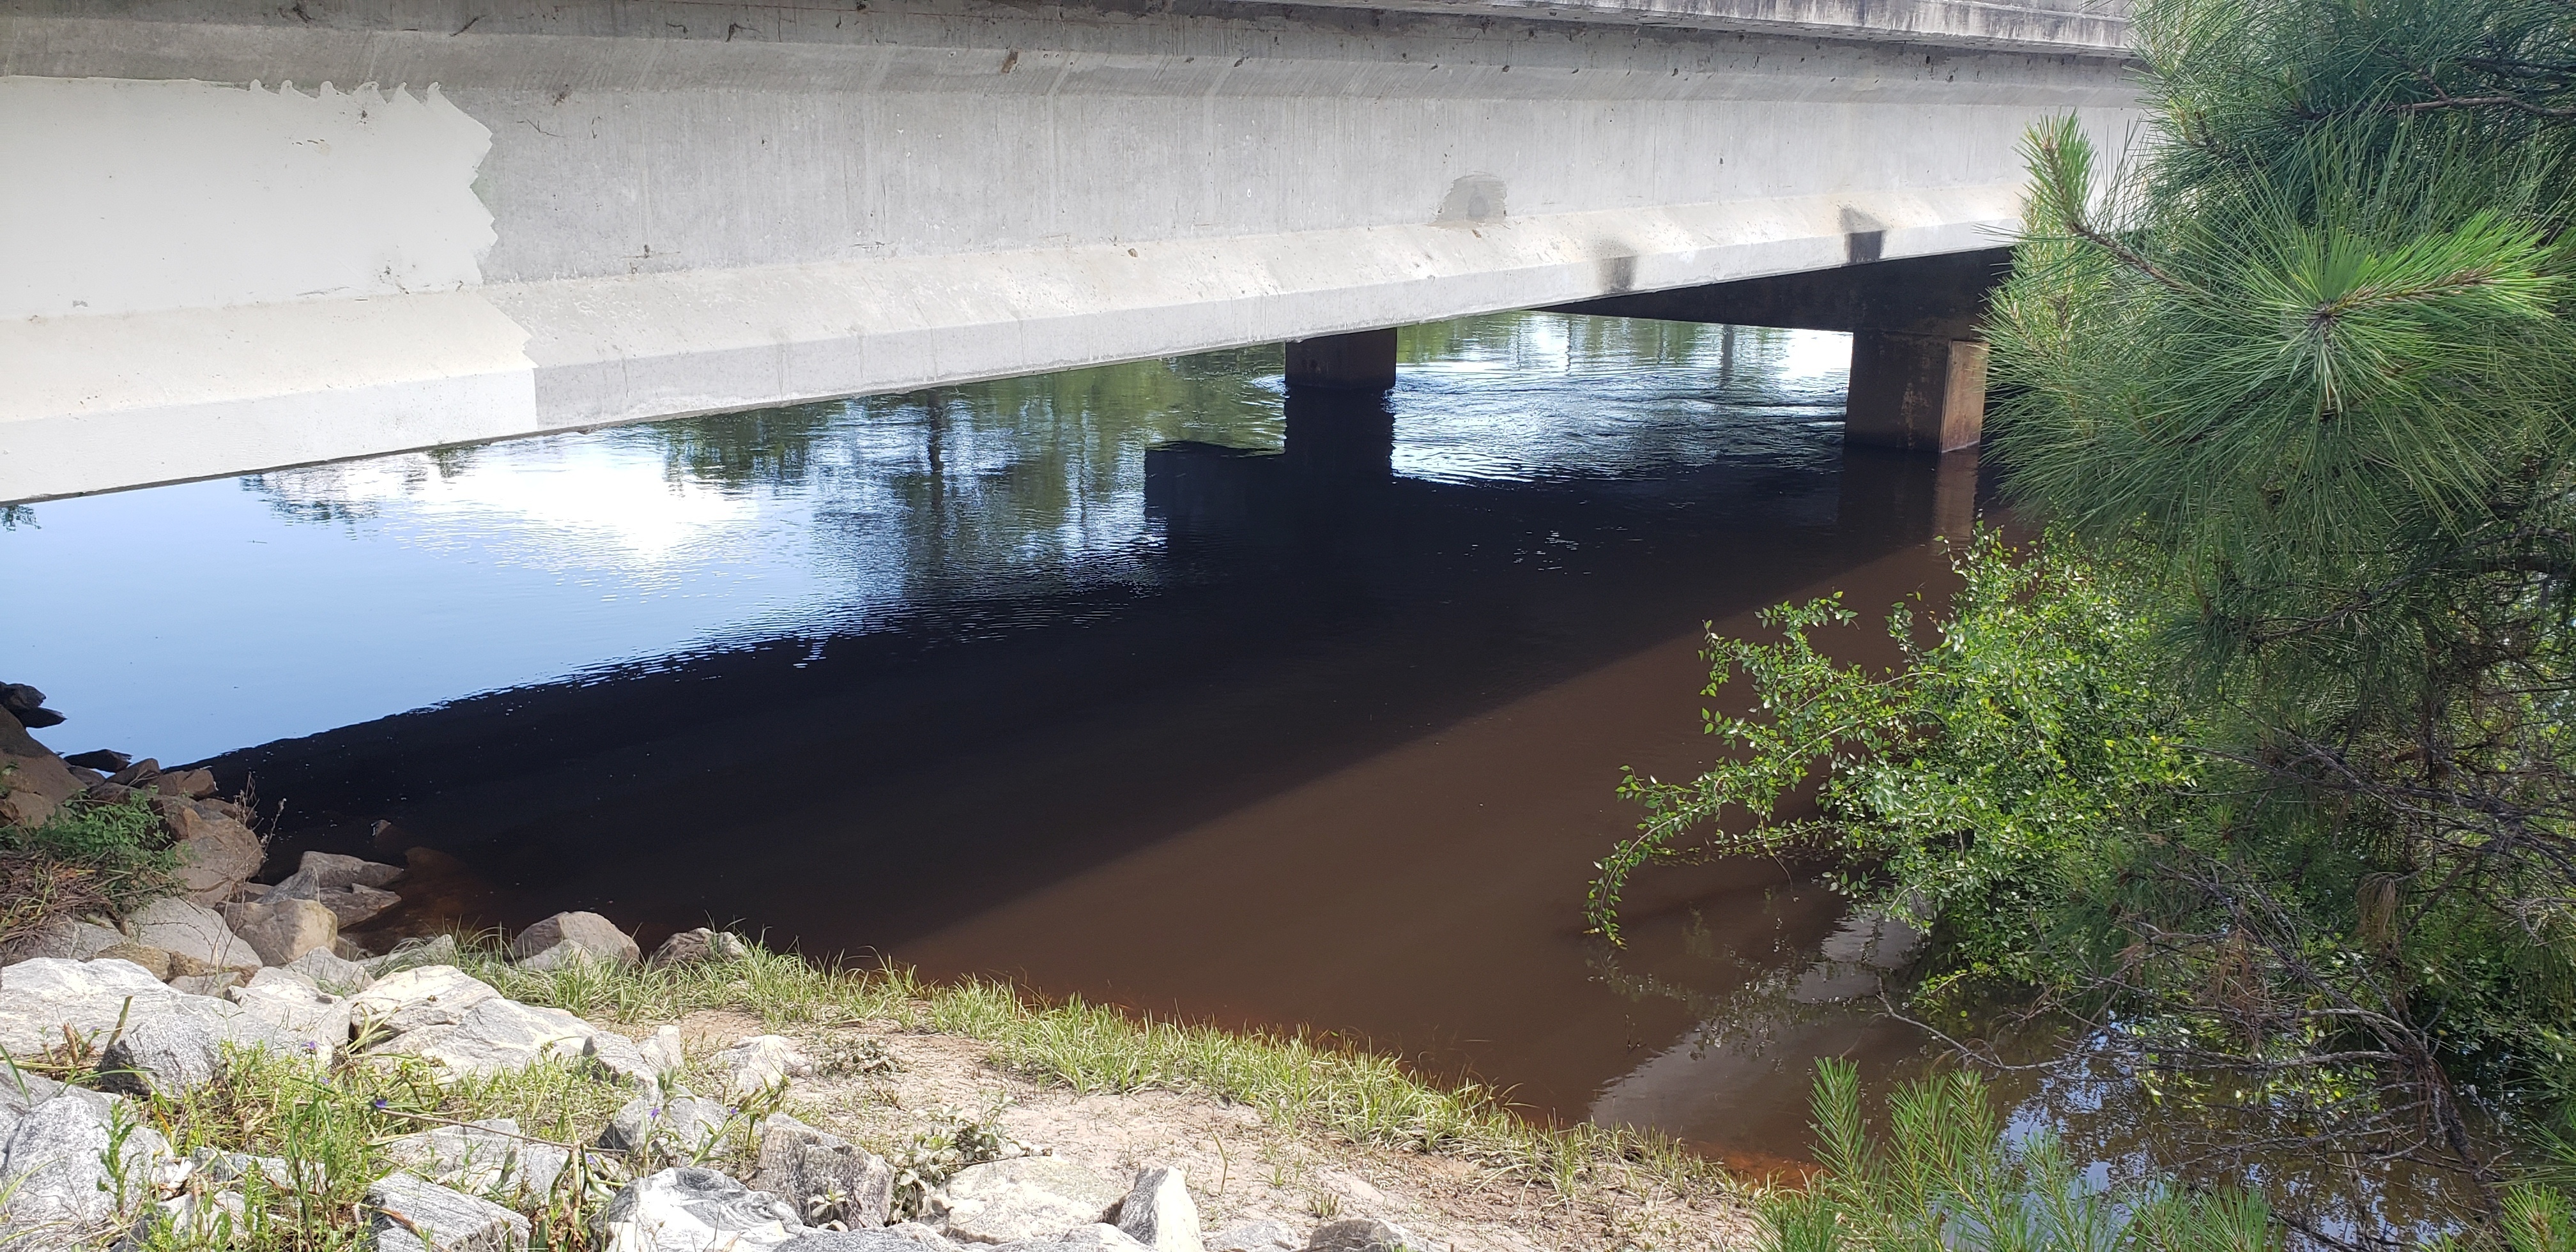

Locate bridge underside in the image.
[0,1,2132,502]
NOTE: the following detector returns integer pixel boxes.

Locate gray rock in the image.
[283,945,374,995]
[1115,1169,1202,1252]
[218,896,339,965]
[597,1166,804,1252]
[934,1158,1123,1246]
[226,965,354,1048]
[0,1081,173,1242]
[98,1009,299,1096]
[157,799,265,906]
[263,867,402,928]
[649,928,752,969]
[753,1113,895,1229]
[126,897,261,971]
[512,912,639,968]
[381,1118,569,1205]
[584,1029,656,1083]
[599,1088,734,1159]
[0,916,125,965]
[1208,1221,1297,1252]
[711,1034,816,1099]
[369,1170,532,1251]
[155,768,217,800]
[298,850,404,890]
[1301,1220,1423,1252]
[168,971,246,996]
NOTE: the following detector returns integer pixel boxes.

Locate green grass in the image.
[0,792,176,952]
[443,934,1733,1203]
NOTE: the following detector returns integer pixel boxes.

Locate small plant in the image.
[817,1034,901,1079]
[887,1101,1034,1219]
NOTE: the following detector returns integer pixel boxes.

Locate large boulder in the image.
[783,1233,945,1252]
[369,1170,532,1251]
[0,706,82,830]
[384,997,601,1079]
[97,1007,299,1096]
[381,1118,569,1206]
[0,957,272,1058]
[298,850,404,890]
[127,897,261,972]
[226,965,355,1049]
[219,896,339,965]
[157,799,265,906]
[0,1081,174,1242]
[598,1166,804,1252]
[349,965,504,1038]
[933,1159,1123,1246]
[512,912,640,969]
[753,1113,896,1229]
[1114,1169,1203,1252]
[711,1034,816,1099]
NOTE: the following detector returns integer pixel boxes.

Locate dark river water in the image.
[6,312,1994,1174]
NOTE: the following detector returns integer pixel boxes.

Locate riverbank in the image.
[0,697,1751,1251]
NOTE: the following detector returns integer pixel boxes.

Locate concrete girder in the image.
[0,1,2136,501]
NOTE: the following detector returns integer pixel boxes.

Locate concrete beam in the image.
[0,2,2136,502]
[1550,248,2014,339]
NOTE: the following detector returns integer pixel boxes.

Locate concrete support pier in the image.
[1285,330,1400,392]
[1846,333,1989,452]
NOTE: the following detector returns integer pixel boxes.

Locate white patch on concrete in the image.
[0,76,497,319]
[0,293,537,500]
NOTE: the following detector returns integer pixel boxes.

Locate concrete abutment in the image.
[1285,331,1401,393]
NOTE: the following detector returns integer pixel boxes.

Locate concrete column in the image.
[1844,332,1988,452]
[1285,328,1399,392]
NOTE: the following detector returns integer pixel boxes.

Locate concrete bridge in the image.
[0,0,2136,503]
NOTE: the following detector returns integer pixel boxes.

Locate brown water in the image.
[4,313,1981,1170]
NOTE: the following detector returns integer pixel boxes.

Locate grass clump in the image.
[434,933,1731,1207]
[0,791,174,951]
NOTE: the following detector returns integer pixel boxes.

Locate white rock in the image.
[381,1118,569,1205]
[0,958,257,1059]
[283,946,374,994]
[387,997,599,1079]
[710,1034,816,1099]
[0,1083,172,1242]
[349,965,504,1039]
[934,1159,1123,1246]
[584,1029,656,1083]
[125,897,260,972]
[369,1170,532,1251]
[227,966,354,1049]
[598,1166,804,1252]
[783,1232,950,1251]
[599,1088,734,1158]
[1114,1169,1203,1252]
[298,850,404,890]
